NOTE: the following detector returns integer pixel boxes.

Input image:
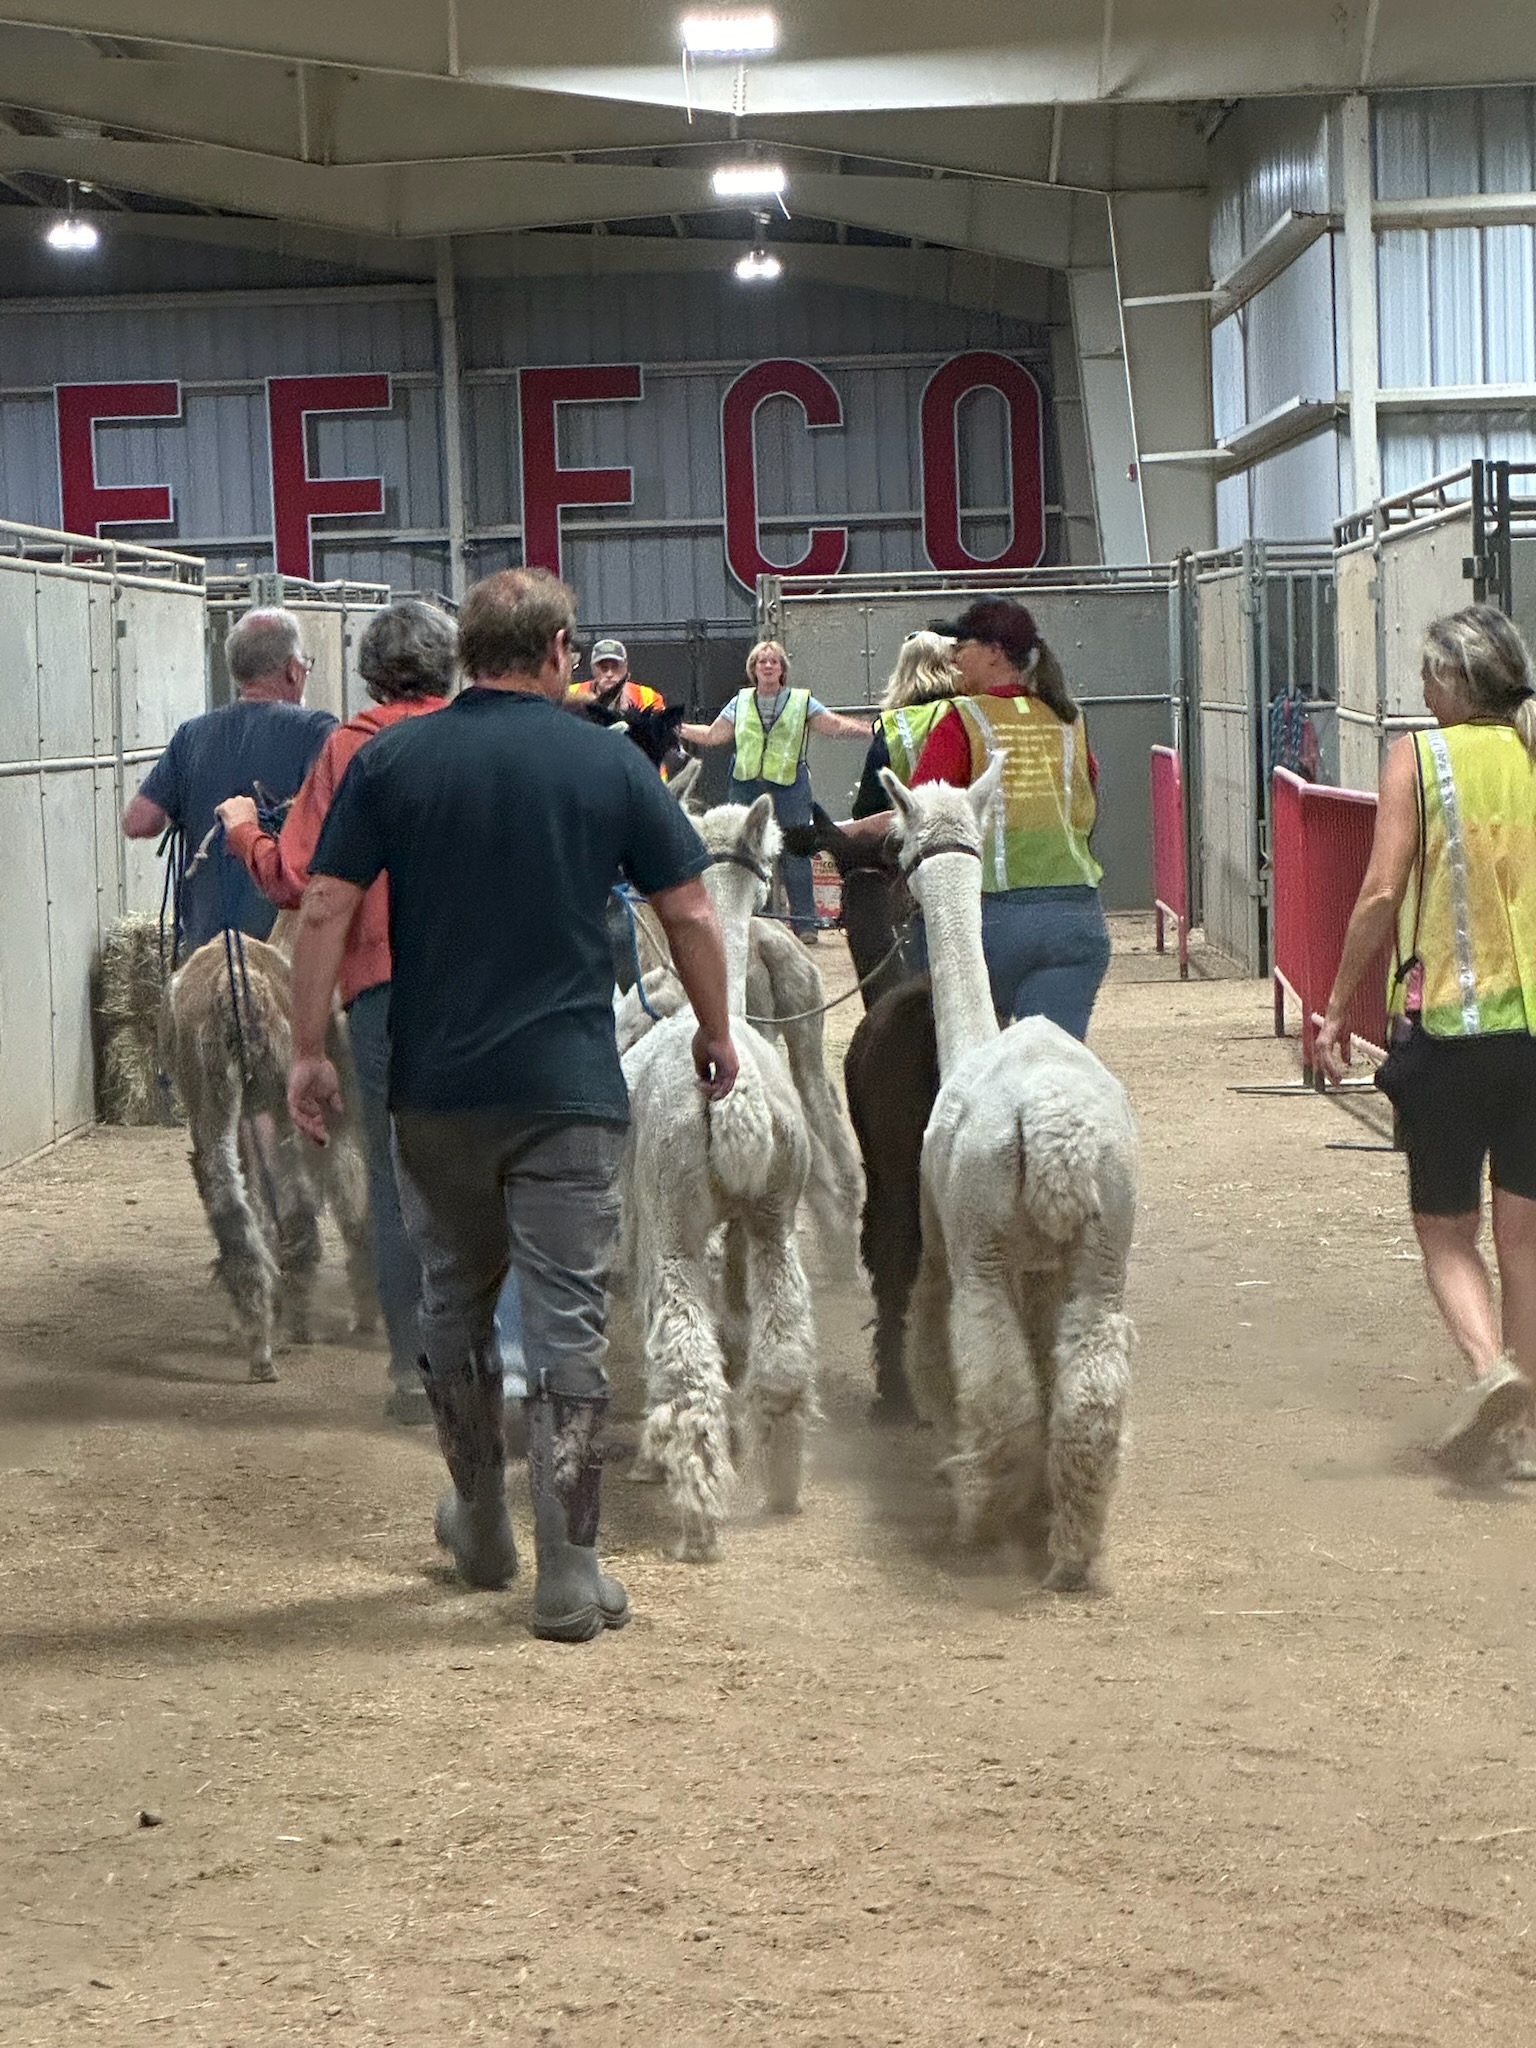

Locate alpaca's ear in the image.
[668,756,703,810]
[743,791,777,854]
[970,754,1005,831]
[877,766,919,823]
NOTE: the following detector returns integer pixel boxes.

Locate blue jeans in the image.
[910,885,1111,1042]
[347,984,526,1394]
[729,767,816,933]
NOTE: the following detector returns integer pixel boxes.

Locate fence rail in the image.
[1270,768,1389,1085]
[1149,745,1189,979]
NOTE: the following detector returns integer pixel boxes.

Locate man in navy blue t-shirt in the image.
[287,567,736,1644]
[123,608,335,952]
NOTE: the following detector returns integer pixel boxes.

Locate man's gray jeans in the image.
[391,1111,625,1402]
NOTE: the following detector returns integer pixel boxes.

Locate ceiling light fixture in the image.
[45,180,99,253]
[681,10,778,56]
[735,248,783,283]
[711,163,787,201]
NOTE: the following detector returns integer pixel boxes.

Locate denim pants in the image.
[910,885,1111,1042]
[346,985,526,1394]
[390,1110,625,1403]
[729,766,816,933]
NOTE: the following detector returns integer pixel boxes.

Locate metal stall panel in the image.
[117,576,209,915]
[1195,568,1262,974]
[1509,538,1536,651]
[1334,537,1381,791]
[770,571,1176,911]
[1377,506,1475,720]
[0,562,52,1165]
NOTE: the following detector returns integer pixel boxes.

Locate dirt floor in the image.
[4,918,1536,2047]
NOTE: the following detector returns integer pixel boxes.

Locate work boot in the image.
[419,1355,518,1589]
[525,1386,630,1642]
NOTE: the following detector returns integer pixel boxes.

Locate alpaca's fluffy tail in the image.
[1018,1089,1104,1243]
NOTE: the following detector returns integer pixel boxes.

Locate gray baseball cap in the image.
[591,638,627,665]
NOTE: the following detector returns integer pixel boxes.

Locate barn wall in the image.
[0,270,1074,631]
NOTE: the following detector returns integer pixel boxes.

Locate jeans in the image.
[729,766,816,933]
[390,1110,625,1403]
[910,885,1111,1042]
[346,985,527,1394]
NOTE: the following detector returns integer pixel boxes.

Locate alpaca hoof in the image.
[673,1522,722,1564]
[249,1356,278,1384]
[626,1451,665,1485]
[869,1390,917,1426]
[1042,1558,1092,1594]
[763,1489,802,1517]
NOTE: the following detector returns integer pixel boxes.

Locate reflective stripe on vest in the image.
[732,687,811,786]
[955,695,1102,892]
[1391,723,1536,1037]
[880,701,950,782]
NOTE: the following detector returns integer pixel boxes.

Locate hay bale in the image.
[94,913,180,1125]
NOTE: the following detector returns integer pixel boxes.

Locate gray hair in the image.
[358,599,457,702]
[1423,604,1536,764]
[226,606,303,686]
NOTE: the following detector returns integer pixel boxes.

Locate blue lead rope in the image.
[612,885,664,1022]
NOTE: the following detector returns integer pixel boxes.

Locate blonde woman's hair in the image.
[745,638,789,684]
[1423,604,1536,764]
[881,630,964,711]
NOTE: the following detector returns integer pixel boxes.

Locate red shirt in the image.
[225,695,446,1006]
[910,683,1098,791]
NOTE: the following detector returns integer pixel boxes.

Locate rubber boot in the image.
[525,1387,630,1642]
[419,1355,518,1589]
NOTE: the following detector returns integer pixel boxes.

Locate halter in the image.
[708,848,774,887]
[898,837,984,881]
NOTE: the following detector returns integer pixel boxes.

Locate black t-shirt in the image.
[139,698,336,949]
[311,687,708,1119]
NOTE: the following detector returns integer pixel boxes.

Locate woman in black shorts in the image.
[1318,605,1536,1476]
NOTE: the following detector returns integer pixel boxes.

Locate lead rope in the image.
[210,822,285,1227]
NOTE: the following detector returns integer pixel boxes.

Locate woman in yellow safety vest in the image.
[850,629,966,815]
[904,597,1109,1040]
[679,639,872,940]
[1319,605,1536,1477]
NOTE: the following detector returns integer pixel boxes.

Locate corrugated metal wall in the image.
[0,272,1062,623]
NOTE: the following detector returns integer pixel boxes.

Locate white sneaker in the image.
[1432,1357,1534,1476]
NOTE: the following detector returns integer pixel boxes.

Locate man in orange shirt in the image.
[565,638,665,717]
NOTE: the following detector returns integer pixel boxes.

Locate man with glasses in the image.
[123,605,336,954]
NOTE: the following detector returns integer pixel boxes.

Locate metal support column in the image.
[435,236,468,600]
[1342,94,1382,518]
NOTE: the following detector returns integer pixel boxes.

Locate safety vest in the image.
[567,679,665,715]
[880,701,952,782]
[1391,723,1536,1037]
[950,694,1102,892]
[732,687,811,786]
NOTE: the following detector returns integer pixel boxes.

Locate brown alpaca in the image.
[162,936,376,1380]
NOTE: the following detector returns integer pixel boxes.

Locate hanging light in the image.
[711,163,787,200]
[45,181,99,253]
[681,10,778,56]
[735,247,783,283]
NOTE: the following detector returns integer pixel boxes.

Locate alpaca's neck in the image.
[702,871,758,1017]
[913,856,1000,1077]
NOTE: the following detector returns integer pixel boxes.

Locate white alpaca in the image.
[885,760,1138,1592]
[621,795,818,1561]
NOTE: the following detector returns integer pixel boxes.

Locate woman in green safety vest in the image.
[1319,604,1536,1478]
[850,629,966,816]
[680,640,873,940]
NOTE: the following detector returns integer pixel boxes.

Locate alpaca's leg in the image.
[863,1160,919,1421]
[733,1210,819,1515]
[902,1188,954,1434]
[719,1220,752,1390]
[942,1257,1043,1550]
[780,1019,863,1282]
[324,1119,380,1337]
[265,1117,324,1346]
[639,1248,735,1561]
[1043,1301,1133,1593]
[185,1067,280,1381]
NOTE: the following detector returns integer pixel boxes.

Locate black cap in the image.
[927,617,964,638]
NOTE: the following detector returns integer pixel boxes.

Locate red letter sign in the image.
[56,382,181,537]
[519,365,643,578]
[721,359,848,592]
[267,373,390,580]
[920,351,1045,572]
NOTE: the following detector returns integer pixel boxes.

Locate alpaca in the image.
[621,795,818,1561]
[782,804,914,1010]
[843,976,939,1421]
[163,935,376,1381]
[884,761,1138,1591]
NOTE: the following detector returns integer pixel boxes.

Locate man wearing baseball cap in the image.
[566,638,666,718]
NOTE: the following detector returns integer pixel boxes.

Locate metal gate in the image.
[206,572,391,721]
[1182,542,1336,976]
[0,522,206,1171]
[758,565,1179,912]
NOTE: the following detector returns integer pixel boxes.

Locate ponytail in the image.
[1029,641,1079,725]
[1518,695,1536,767]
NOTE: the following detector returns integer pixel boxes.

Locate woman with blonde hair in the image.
[1319,604,1536,1475]
[851,628,965,816]
[680,638,871,940]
